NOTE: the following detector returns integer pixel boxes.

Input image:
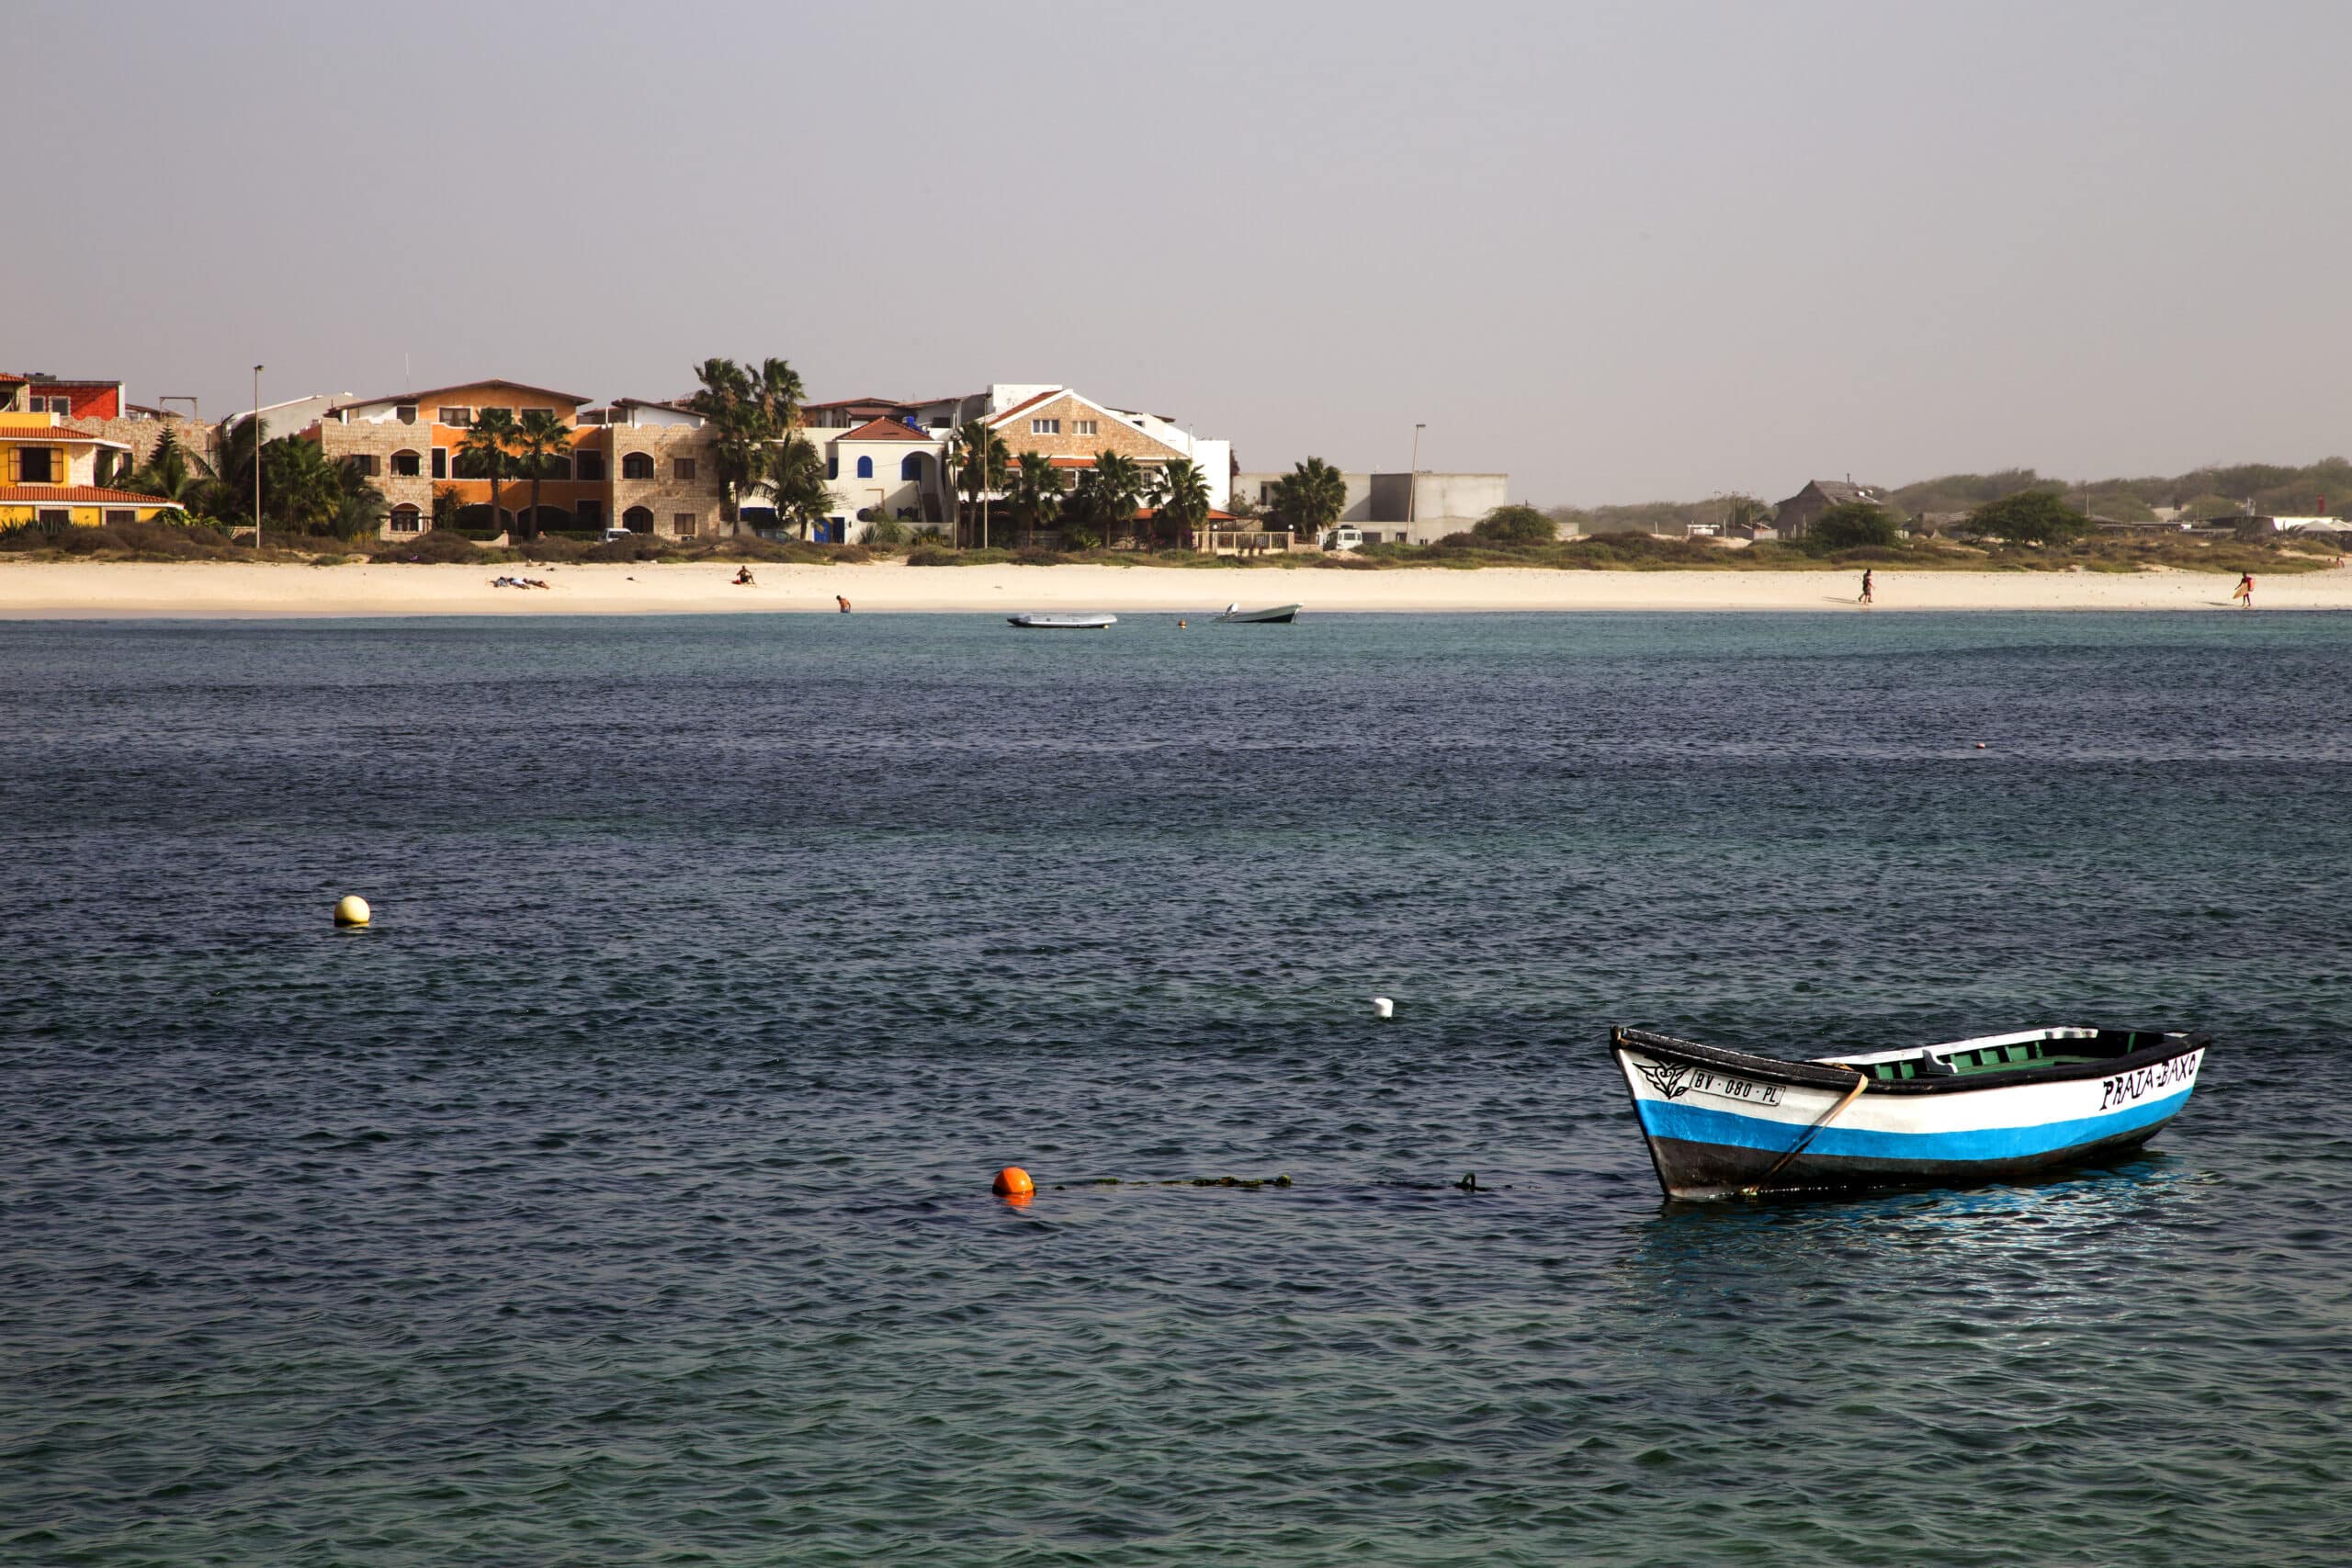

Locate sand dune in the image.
[1,558,2345,617]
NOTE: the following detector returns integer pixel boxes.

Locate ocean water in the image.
[3,610,2347,1567]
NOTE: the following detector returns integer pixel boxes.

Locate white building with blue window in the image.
[792,383,1235,541]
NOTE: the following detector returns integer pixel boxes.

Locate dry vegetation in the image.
[4,520,2341,576]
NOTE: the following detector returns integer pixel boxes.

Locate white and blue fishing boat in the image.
[1610,1024,2209,1200]
[1007,613,1117,630]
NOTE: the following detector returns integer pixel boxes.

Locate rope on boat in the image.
[1742,1066,1871,1196]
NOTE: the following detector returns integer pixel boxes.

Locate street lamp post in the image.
[252,365,264,551]
[1408,423,1425,533]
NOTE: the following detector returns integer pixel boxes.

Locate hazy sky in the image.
[13,1,2349,504]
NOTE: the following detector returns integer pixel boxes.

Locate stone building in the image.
[1772,479,1905,539]
[312,379,728,539]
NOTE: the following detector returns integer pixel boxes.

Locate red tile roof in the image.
[2,425,128,446]
[0,486,184,506]
[839,416,933,442]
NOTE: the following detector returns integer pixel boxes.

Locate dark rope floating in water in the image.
[1054,1175,1295,1190]
[1050,1172,1507,1192]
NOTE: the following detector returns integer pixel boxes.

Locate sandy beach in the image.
[2,558,2346,617]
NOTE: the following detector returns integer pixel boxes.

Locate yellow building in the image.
[0,412,185,528]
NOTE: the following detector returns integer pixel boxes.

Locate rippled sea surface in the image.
[4,611,2349,1566]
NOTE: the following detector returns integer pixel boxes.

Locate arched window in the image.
[390,449,422,478]
[623,506,654,534]
[855,455,874,479]
[900,454,923,480]
[389,505,422,534]
[621,452,653,480]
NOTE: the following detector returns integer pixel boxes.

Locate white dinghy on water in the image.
[1215,602,1303,624]
[1610,1024,2210,1200]
[1007,613,1117,630]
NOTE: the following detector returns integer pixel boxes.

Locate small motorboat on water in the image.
[1007,613,1117,630]
[1215,603,1302,624]
[1610,1024,2209,1200]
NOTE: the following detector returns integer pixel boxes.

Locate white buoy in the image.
[334,894,371,928]
[1372,996,1394,1019]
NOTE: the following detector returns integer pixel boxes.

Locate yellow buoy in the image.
[334,894,371,927]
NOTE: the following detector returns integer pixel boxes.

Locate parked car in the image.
[602,526,636,542]
[1325,526,1365,552]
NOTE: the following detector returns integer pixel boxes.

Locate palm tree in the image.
[120,424,215,513]
[256,436,362,536]
[209,412,265,524]
[511,409,572,539]
[689,357,807,530]
[1270,457,1348,544]
[759,434,833,540]
[1007,451,1066,548]
[1148,459,1211,551]
[330,473,390,541]
[1091,451,1148,547]
[752,357,805,433]
[950,420,1012,546]
[457,408,519,531]
[687,356,754,417]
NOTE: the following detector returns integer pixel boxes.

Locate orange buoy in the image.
[992,1166,1035,1200]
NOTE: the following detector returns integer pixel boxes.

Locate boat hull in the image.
[1218,604,1301,624]
[1611,1028,2206,1200]
[1007,614,1116,630]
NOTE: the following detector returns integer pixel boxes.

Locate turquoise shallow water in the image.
[3,611,2348,1565]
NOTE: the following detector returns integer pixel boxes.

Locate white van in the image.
[1325,526,1365,552]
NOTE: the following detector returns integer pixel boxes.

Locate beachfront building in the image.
[311,380,728,539]
[0,372,126,422]
[795,384,1234,543]
[1229,469,1510,544]
[1772,479,1905,539]
[0,409,187,528]
[4,370,218,471]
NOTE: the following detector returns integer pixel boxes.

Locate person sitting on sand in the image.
[733,567,755,586]
[2233,571,2254,608]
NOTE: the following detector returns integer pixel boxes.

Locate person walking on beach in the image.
[1859,569,1874,606]
[2233,571,2255,609]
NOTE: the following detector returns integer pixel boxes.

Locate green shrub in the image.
[1473,504,1557,545]
[1802,502,1902,553]
[906,545,958,566]
[1968,490,2091,545]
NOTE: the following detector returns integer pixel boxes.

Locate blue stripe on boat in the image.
[1635,1088,2194,1163]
